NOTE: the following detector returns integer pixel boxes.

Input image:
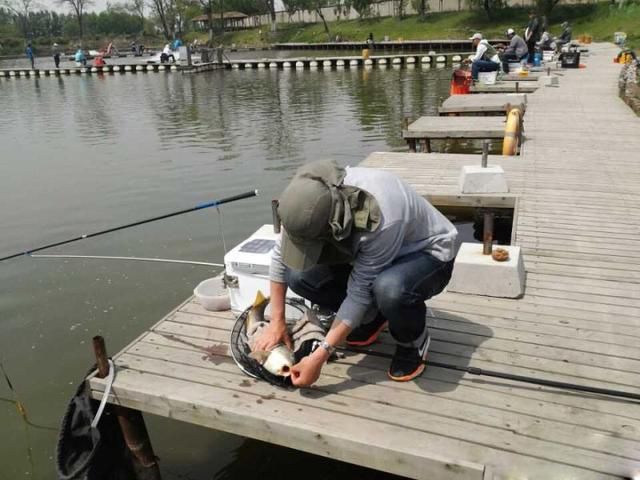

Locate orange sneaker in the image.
[387,334,430,382]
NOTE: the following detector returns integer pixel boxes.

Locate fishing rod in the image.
[0,189,258,263]
[341,347,640,402]
[30,254,224,268]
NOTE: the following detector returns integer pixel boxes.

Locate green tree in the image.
[57,0,94,38]
[466,0,504,20]
[1,0,36,38]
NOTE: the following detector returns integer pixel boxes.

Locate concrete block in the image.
[448,243,525,298]
[459,165,509,194]
[540,75,559,87]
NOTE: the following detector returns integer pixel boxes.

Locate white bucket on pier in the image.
[336,60,345,67]
[452,55,462,62]
[232,63,240,69]
[295,61,304,68]
[323,60,332,67]
[392,57,402,64]
[350,59,359,66]
[406,57,416,64]
[478,70,498,85]
[310,60,318,68]
[136,65,144,71]
[258,62,266,68]
[364,59,373,66]
[421,56,432,63]
[20,70,27,76]
[124,65,132,71]
[269,62,278,68]
[170,65,178,71]
[283,61,291,68]
[377,58,387,65]
[91,67,98,73]
[436,55,446,63]
[244,63,253,69]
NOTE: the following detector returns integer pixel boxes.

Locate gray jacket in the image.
[506,35,528,57]
[271,166,458,329]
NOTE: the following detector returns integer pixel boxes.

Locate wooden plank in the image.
[90,353,635,477]
[439,94,526,114]
[403,116,506,139]
[470,82,538,94]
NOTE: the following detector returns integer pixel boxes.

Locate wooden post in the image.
[482,212,494,255]
[92,336,162,480]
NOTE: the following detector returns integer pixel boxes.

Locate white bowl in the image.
[194,278,231,311]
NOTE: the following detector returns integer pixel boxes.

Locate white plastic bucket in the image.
[194,277,231,311]
[507,62,520,73]
[542,51,554,62]
[478,71,498,85]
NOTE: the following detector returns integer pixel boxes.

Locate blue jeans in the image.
[286,251,455,347]
[471,59,499,80]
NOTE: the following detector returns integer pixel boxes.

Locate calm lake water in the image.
[0,66,451,479]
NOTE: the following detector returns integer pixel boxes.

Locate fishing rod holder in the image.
[482,211,494,255]
[481,140,489,168]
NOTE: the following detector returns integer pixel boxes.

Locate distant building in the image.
[192,11,252,31]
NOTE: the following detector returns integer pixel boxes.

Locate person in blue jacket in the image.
[74,47,87,66]
[26,43,35,69]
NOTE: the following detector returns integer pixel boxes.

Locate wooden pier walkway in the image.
[403,116,514,153]
[438,93,527,116]
[90,43,640,479]
[471,81,539,94]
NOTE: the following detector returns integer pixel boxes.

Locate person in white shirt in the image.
[465,33,500,80]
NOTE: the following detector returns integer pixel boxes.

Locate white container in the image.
[224,224,301,313]
[508,62,520,73]
[542,51,554,62]
[194,278,231,311]
[478,71,498,85]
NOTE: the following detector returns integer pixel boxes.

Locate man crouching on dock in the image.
[253,160,458,387]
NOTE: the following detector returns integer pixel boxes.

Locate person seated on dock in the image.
[253,160,458,387]
[501,28,528,73]
[93,54,106,67]
[160,44,176,63]
[464,33,500,81]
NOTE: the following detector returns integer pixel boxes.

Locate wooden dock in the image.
[439,93,527,116]
[90,43,640,479]
[403,116,510,152]
[471,81,539,94]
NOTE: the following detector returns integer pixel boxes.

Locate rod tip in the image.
[254,189,260,196]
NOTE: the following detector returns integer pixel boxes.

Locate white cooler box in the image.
[223,224,301,313]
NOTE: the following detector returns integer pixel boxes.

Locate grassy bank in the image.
[200,2,639,49]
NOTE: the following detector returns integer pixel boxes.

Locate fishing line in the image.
[30,254,224,268]
[216,207,228,257]
[1,360,35,477]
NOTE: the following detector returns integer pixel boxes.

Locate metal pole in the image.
[92,336,162,480]
[483,212,494,255]
[271,200,281,234]
[481,140,489,168]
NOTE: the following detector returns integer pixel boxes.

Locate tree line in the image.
[0,0,572,49]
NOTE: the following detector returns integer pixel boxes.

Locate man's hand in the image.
[252,320,293,352]
[291,351,326,387]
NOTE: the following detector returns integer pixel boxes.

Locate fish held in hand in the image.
[249,344,295,377]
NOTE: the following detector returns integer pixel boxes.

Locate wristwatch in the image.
[319,339,336,357]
